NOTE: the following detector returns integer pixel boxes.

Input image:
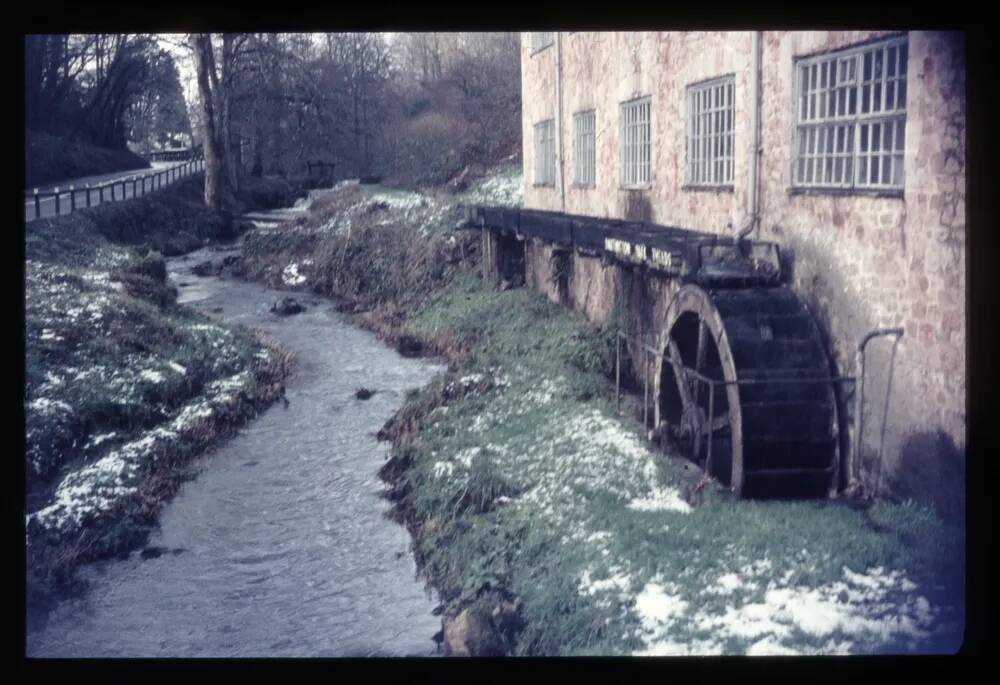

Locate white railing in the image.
[24,157,206,223]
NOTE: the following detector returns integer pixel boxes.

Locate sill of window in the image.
[532,183,556,188]
[571,183,596,190]
[620,185,652,192]
[788,186,904,199]
[682,185,735,193]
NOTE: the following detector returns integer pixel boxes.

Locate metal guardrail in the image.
[24,157,205,223]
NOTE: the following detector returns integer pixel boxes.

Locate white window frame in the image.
[620,96,651,189]
[534,119,556,187]
[685,75,735,188]
[573,110,596,188]
[793,35,908,193]
[531,32,554,53]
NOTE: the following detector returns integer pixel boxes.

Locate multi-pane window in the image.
[573,110,596,187]
[794,36,908,191]
[685,76,735,187]
[534,119,556,186]
[531,32,554,52]
[620,96,651,188]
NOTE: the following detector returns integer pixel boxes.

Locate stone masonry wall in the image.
[519,31,966,518]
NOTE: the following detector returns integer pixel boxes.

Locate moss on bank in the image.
[237,168,963,656]
[25,177,294,603]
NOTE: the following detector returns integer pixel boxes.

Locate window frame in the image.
[572,109,597,188]
[683,74,736,191]
[619,95,652,190]
[533,119,556,187]
[791,34,908,197]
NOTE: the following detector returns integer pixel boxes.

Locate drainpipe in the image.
[740,30,762,243]
[555,32,566,212]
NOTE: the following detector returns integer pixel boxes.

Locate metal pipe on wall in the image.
[746,30,762,239]
[555,32,566,212]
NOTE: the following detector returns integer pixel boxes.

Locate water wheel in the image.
[653,284,840,498]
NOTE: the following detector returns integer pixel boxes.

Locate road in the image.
[24,161,194,222]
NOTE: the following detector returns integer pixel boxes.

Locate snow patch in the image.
[27,370,254,540]
[626,485,692,514]
[140,369,165,383]
[282,263,308,286]
[579,566,632,597]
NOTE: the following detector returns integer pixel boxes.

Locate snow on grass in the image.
[626,485,692,514]
[27,369,254,539]
[84,431,118,450]
[630,563,942,656]
[282,262,308,286]
[745,637,801,656]
[364,187,428,211]
[707,571,745,595]
[459,165,523,207]
[292,177,472,241]
[632,576,692,655]
[399,277,963,657]
[28,397,73,415]
[26,253,261,506]
[579,566,633,598]
[139,369,165,383]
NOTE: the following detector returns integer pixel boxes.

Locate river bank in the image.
[234,165,965,656]
[25,177,296,614]
[27,242,444,656]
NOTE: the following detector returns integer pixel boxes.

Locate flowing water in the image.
[27,233,445,657]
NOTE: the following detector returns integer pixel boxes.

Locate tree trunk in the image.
[191,33,227,211]
[221,34,241,193]
[252,109,264,176]
[266,33,283,175]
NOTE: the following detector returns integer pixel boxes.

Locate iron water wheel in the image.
[653,284,840,498]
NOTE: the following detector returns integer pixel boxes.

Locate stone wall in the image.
[519,31,966,518]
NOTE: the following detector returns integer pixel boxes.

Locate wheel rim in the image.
[654,284,745,494]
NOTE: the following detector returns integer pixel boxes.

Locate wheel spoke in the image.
[693,319,708,406]
[701,412,730,435]
[667,338,694,410]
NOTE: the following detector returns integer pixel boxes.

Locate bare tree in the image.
[190,33,235,210]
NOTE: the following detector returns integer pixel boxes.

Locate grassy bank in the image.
[25,177,293,602]
[238,166,964,656]
[25,130,151,189]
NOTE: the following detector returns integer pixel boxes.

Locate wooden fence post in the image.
[70,185,76,212]
[34,189,40,219]
[54,187,60,215]
[99,185,104,204]
[86,184,91,207]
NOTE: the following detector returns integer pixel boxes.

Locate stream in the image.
[26,229,445,657]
